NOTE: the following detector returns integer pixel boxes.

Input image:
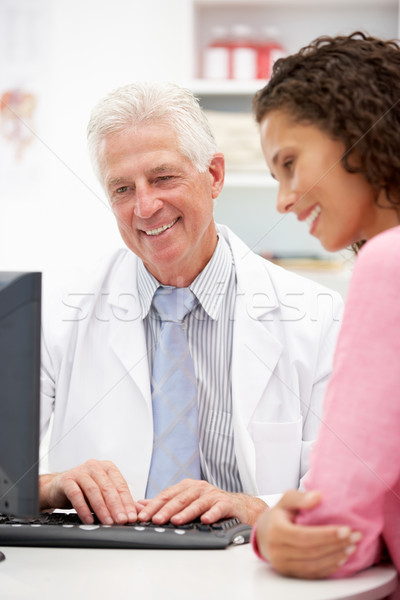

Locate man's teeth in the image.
[305,205,321,229]
[145,218,178,236]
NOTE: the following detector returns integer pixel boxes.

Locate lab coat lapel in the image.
[233,277,283,428]
[222,226,284,493]
[106,252,152,411]
[222,224,284,426]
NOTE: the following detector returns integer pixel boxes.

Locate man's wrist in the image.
[39,473,56,510]
[236,493,268,526]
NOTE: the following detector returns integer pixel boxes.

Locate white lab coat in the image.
[40,226,342,506]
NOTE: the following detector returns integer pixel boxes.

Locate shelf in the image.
[194,1,399,80]
[195,0,398,6]
[189,79,267,96]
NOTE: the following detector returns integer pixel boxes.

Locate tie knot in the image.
[153,286,197,323]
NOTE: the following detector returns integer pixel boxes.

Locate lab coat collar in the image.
[218,224,280,318]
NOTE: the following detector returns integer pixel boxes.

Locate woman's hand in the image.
[255,489,362,579]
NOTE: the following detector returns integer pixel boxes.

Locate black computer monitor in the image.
[0,271,41,517]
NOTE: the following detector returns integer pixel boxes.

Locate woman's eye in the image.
[283,159,293,170]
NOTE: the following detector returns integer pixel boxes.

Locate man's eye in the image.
[116,186,129,193]
[157,176,173,182]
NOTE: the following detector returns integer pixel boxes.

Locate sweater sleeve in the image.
[296,227,400,577]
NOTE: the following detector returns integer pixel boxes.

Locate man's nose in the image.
[134,185,163,218]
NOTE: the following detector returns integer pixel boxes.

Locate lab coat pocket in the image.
[251,418,302,494]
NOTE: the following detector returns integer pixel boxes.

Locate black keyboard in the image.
[0,512,251,549]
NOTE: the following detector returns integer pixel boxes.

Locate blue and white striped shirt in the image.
[137,234,243,493]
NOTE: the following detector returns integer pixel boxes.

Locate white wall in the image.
[0,0,193,277]
[1,0,398,281]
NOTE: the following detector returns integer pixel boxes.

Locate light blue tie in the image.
[146,286,201,499]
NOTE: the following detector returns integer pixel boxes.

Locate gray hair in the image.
[87,81,218,182]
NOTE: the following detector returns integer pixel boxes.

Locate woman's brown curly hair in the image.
[253,31,400,249]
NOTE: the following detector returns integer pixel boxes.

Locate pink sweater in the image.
[297,225,400,578]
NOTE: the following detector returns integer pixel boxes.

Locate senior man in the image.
[39,81,342,527]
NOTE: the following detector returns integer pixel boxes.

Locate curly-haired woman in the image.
[252,31,400,586]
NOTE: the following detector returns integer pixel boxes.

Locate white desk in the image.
[0,544,397,600]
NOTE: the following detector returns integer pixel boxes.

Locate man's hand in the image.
[255,489,362,579]
[136,479,268,526]
[39,459,137,525]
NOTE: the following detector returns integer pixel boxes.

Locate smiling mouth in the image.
[304,205,321,230]
[144,218,179,236]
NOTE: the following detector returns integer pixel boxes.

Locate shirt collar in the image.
[137,233,233,320]
[137,261,159,318]
[190,233,233,320]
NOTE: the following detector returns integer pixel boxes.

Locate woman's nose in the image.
[276,187,297,214]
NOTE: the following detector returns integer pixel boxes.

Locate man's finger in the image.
[150,487,206,524]
[75,463,128,524]
[61,475,100,524]
[168,495,219,524]
[106,465,137,522]
[137,494,173,522]
[138,480,209,522]
[197,498,234,524]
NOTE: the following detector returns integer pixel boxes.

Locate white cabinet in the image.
[188,0,399,289]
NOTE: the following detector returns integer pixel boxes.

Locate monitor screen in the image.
[0,271,41,517]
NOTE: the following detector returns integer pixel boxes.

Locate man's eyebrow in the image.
[107,177,128,189]
[149,163,182,175]
[106,164,182,188]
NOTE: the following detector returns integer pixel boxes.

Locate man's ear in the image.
[208,153,225,199]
